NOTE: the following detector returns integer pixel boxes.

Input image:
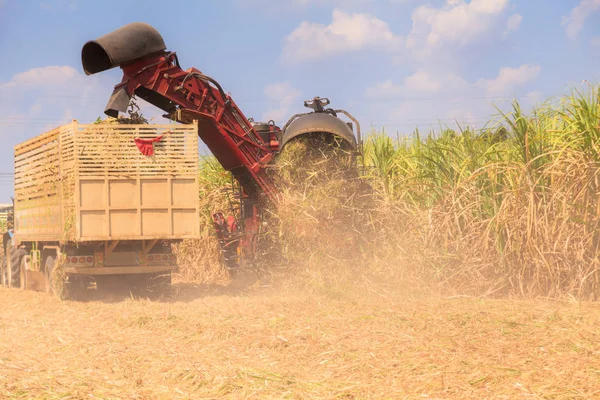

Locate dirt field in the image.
[1,280,599,399]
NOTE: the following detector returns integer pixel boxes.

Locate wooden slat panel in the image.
[14,124,62,239]
[14,126,62,156]
[74,124,198,177]
[14,121,199,243]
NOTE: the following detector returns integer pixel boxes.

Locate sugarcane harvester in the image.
[81,22,361,267]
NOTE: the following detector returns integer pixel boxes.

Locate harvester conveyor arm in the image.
[81,22,277,202]
[117,52,276,201]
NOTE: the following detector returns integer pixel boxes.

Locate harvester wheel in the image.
[7,247,26,288]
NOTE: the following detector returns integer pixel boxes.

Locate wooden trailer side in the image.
[72,122,200,241]
[14,120,200,244]
[13,125,74,243]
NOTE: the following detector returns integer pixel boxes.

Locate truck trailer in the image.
[0,120,200,297]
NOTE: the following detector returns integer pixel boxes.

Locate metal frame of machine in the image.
[80,22,362,267]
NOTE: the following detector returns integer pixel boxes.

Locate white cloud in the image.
[237,0,372,12]
[366,70,469,99]
[0,66,101,199]
[475,64,541,97]
[0,65,167,123]
[288,0,370,6]
[365,65,541,131]
[374,64,536,103]
[365,70,479,128]
[504,13,522,35]
[402,0,513,62]
[0,65,170,201]
[524,90,543,106]
[0,66,106,125]
[384,93,490,131]
[279,0,519,70]
[281,9,403,64]
[562,0,600,39]
[365,80,403,99]
[404,71,442,94]
[1,65,79,89]
[407,71,471,95]
[260,82,302,124]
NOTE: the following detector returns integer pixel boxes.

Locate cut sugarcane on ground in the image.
[1,285,599,399]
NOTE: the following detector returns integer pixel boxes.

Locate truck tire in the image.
[132,272,172,298]
[19,256,29,290]
[44,255,55,294]
[7,246,26,288]
[1,256,6,287]
[44,255,70,299]
[151,271,172,286]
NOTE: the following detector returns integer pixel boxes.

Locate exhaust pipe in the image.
[82,22,167,75]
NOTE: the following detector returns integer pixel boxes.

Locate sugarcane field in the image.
[1,2,600,399]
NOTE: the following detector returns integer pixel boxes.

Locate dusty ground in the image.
[1,280,599,399]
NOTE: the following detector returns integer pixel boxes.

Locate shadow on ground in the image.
[67,268,267,304]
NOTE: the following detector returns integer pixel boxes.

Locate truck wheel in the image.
[152,271,172,286]
[0,256,6,287]
[44,255,71,300]
[133,272,172,298]
[7,247,26,288]
[139,271,171,292]
[43,255,55,293]
[19,256,29,290]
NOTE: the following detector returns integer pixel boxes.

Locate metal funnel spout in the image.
[81,22,167,75]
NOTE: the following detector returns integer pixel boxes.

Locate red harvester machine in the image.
[81,22,361,268]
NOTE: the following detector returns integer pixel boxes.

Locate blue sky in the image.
[0,0,599,202]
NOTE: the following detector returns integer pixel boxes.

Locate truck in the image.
[0,120,200,297]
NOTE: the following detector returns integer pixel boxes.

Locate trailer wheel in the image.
[7,246,26,288]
